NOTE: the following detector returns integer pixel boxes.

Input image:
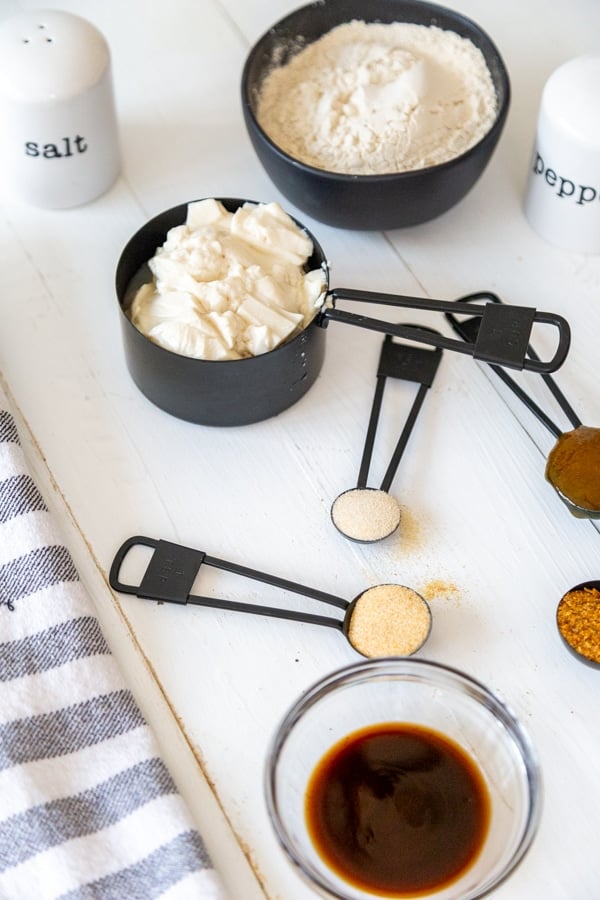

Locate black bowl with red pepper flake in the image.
[556,581,600,669]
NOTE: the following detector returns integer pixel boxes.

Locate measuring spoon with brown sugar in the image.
[446,292,600,519]
[556,579,600,668]
[331,331,442,543]
[109,535,432,658]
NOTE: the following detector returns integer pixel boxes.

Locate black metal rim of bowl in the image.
[115,198,332,427]
[241,0,511,230]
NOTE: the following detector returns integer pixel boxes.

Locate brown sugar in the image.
[557,586,600,664]
[421,579,461,603]
[396,506,422,552]
[347,584,431,657]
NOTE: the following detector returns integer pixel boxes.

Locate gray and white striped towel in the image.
[0,389,226,899]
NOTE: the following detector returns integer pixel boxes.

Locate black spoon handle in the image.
[486,363,562,439]
[109,536,348,630]
[357,333,442,491]
[446,292,581,436]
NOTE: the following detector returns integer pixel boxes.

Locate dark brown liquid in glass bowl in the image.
[305,722,491,896]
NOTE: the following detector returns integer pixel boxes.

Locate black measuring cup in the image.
[110,536,432,658]
[446,292,600,519]
[116,198,571,426]
[331,330,442,543]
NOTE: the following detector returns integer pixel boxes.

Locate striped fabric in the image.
[0,401,225,899]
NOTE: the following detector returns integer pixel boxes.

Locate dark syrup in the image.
[305,723,491,897]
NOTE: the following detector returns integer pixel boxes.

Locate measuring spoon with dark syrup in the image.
[446,292,600,519]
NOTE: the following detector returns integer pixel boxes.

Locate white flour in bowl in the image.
[256,20,498,175]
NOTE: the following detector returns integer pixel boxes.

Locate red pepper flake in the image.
[557,587,600,664]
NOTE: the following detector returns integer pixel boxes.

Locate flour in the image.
[256,20,498,175]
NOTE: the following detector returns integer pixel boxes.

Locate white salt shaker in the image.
[524,55,600,254]
[0,9,120,208]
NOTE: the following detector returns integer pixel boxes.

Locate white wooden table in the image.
[2,1,600,897]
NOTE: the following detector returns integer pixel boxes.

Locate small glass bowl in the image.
[265,658,541,900]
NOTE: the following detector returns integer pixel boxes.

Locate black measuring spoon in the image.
[331,331,442,543]
[556,580,600,669]
[109,536,432,658]
[446,292,600,519]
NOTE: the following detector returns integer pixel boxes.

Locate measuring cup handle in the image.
[320,305,469,355]
[521,311,571,373]
[445,294,572,372]
[109,535,206,603]
[324,288,571,373]
[109,535,160,594]
[445,295,567,438]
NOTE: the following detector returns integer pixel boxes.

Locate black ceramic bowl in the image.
[241,0,511,230]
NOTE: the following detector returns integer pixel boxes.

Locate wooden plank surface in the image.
[2,2,600,897]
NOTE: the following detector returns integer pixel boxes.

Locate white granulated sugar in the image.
[257,20,498,175]
[331,488,401,542]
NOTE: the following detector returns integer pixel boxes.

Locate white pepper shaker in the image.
[0,9,120,208]
[524,55,600,253]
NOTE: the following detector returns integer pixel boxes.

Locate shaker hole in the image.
[37,24,46,29]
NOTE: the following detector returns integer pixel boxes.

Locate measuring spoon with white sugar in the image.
[331,330,443,543]
[109,535,432,658]
[446,292,600,519]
